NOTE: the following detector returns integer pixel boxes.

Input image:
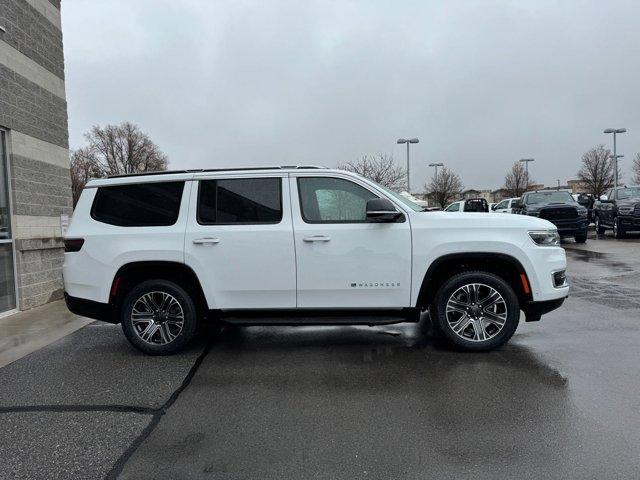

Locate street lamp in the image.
[519,158,535,190]
[610,154,624,188]
[397,138,419,193]
[428,162,444,182]
[604,128,627,189]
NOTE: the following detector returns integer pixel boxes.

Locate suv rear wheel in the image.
[431,271,520,351]
[121,279,198,355]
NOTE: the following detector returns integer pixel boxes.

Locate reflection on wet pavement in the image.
[0,301,91,368]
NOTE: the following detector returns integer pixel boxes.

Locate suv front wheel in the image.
[431,271,520,351]
[121,279,198,355]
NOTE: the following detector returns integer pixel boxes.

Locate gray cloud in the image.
[63,0,640,190]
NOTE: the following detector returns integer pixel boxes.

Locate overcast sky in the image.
[62,0,640,190]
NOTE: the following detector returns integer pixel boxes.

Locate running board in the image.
[218,308,420,326]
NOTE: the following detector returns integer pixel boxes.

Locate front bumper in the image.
[64,293,117,323]
[618,215,640,231]
[522,297,566,322]
[549,218,588,237]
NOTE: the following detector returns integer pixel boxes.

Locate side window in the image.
[445,203,459,212]
[91,181,185,227]
[198,178,282,225]
[297,177,378,223]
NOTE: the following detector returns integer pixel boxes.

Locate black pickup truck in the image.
[513,190,589,243]
[593,186,640,238]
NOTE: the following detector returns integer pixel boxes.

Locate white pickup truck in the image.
[63,167,568,354]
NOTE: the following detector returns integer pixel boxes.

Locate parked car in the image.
[444,198,489,212]
[64,167,568,354]
[593,186,640,238]
[491,197,519,214]
[572,193,595,222]
[512,190,588,243]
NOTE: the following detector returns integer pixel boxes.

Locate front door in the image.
[290,174,412,308]
[184,174,296,309]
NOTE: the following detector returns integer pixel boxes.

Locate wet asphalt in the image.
[1,232,640,479]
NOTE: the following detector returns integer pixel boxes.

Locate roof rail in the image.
[107,165,328,179]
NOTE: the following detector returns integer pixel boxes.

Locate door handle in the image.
[303,235,331,242]
[192,237,220,245]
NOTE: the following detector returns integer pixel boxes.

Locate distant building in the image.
[461,189,492,202]
[490,188,510,202]
[567,179,587,193]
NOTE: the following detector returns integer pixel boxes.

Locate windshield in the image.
[616,187,640,200]
[355,175,424,212]
[525,191,575,205]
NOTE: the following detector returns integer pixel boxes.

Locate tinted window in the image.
[92,182,184,227]
[198,178,282,224]
[298,177,378,223]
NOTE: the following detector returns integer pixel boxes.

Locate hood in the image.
[414,211,555,230]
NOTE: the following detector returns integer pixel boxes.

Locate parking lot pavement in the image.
[2,241,640,479]
[0,322,208,480]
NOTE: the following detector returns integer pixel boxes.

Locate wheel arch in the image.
[417,252,532,308]
[109,261,209,322]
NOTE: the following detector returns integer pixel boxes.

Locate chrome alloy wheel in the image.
[131,291,185,345]
[445,283,508,342]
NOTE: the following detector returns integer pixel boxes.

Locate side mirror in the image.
[366,198,402,222]
[491,204,498,211]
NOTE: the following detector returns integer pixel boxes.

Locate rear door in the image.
[290,173,412,308]
[184,173,296,309]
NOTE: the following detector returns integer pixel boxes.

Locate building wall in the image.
[0,0,70,310]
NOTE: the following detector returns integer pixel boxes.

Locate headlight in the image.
[529,230,560,246]
[618,207,633,215]
[578,209,588,218]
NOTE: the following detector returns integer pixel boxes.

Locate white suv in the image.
[64,167,568,354]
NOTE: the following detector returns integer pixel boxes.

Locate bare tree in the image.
[504,162,534,197]
[339,154,406,190]
[69,147,100,207]
[577,145,618,198]
[68,122,168,207]
[633,152,640,185]
[82,122,168,176]
[426,166,463,208]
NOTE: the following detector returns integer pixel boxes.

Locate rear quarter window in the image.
[91,181,185,227]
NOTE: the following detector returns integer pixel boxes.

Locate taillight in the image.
[64,238,84,252]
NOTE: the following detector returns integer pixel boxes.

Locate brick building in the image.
[0,0,71,314]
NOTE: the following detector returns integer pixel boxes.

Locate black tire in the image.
[121,279,198,355]
[613,217,625,239]
[432,271,520,352]
[595,214,606,234]
[574,232,587,243]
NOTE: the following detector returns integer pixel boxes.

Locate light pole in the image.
[519,158,535,190]
[604,128,627,189]
[397,138,419,193]
[610,154,624,188]
[429,162,444,182]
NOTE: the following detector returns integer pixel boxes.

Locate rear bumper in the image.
[522,297,566,322]
[64,293,117,323]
